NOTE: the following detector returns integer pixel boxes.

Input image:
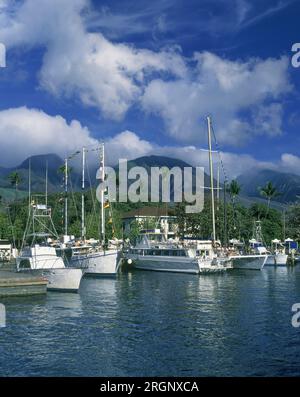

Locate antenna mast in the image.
[100,144,105,247]
[207,116,216,242]
[45,160,48,207]
[64,158,68,236]
[81,147,86,241]
[28,158,31,211]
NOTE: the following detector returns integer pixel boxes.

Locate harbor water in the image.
[1,267,300,376]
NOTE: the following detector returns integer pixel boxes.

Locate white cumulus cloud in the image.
[0,106,97,166]
[0,0,292,147]
[103,131,275,178]
[141,52,291,145]
[105,131,153,165]
[0,0,186,120]
[280,153,300,174]
[0,107,298,179]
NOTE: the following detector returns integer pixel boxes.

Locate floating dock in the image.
[0,270,48,297]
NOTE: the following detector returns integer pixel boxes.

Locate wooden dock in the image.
[0,270,48,297]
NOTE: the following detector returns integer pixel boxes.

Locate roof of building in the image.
[122,206,175,219]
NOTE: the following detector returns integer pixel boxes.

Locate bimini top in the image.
[28,233,51,238]
[135,233,168,248]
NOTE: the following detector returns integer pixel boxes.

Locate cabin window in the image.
[19,259,31,269]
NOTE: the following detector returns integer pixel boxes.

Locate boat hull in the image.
[70,250,119,276]
[17,268,82,292]
[229,255,267,270]
[199,258,233,273]
[127,254,200,274]
[265,254,288,266]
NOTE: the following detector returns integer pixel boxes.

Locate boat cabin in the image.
[18,245,65,270]
[0,239,12,261]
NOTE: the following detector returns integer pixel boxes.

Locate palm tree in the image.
[226,180,241,237]
[8,171,21,191]
[8,172,22,202]
[259,181,280,209]
[228,180,241,204]
[58,165,73,176]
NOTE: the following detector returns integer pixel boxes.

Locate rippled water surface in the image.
[1,267,300,376]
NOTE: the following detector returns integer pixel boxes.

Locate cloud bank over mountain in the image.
[0,106,299,179]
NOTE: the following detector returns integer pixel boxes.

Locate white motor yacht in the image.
[125,231,232,274]
[227,238,268,270]
[265,239,288,266]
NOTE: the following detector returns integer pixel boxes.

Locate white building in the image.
[122,207,178,239]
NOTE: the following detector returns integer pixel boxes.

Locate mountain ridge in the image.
[0,153,298,207]
[237,168,300,204]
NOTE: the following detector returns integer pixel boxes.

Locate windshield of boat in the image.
[144,233,166,243]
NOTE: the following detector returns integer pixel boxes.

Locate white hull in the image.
[18,268,82,292]
[229,255,267,270]
[265,253,288,266]
[132,256,200,274]
[200,257,233,273]
[70,250,119,276]
[17,246,83,292]
[126,255,231,274]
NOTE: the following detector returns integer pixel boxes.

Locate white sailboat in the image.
[200,115,232,272]
[124,116,232,274]
[68,144,121,276]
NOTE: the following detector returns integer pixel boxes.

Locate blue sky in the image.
[0,0,300,177]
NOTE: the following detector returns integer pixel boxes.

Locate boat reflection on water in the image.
[2,267,300,376]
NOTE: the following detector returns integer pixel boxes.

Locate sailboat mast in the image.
[207,116,216,242]
[223,180,227,247]
[81,147,86,241]
[283,209,286,240]
[100,144,105,246]
[64,157,68,236]
[217,164,220,204]
[45,160,48,207]
[28,158,31,211]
